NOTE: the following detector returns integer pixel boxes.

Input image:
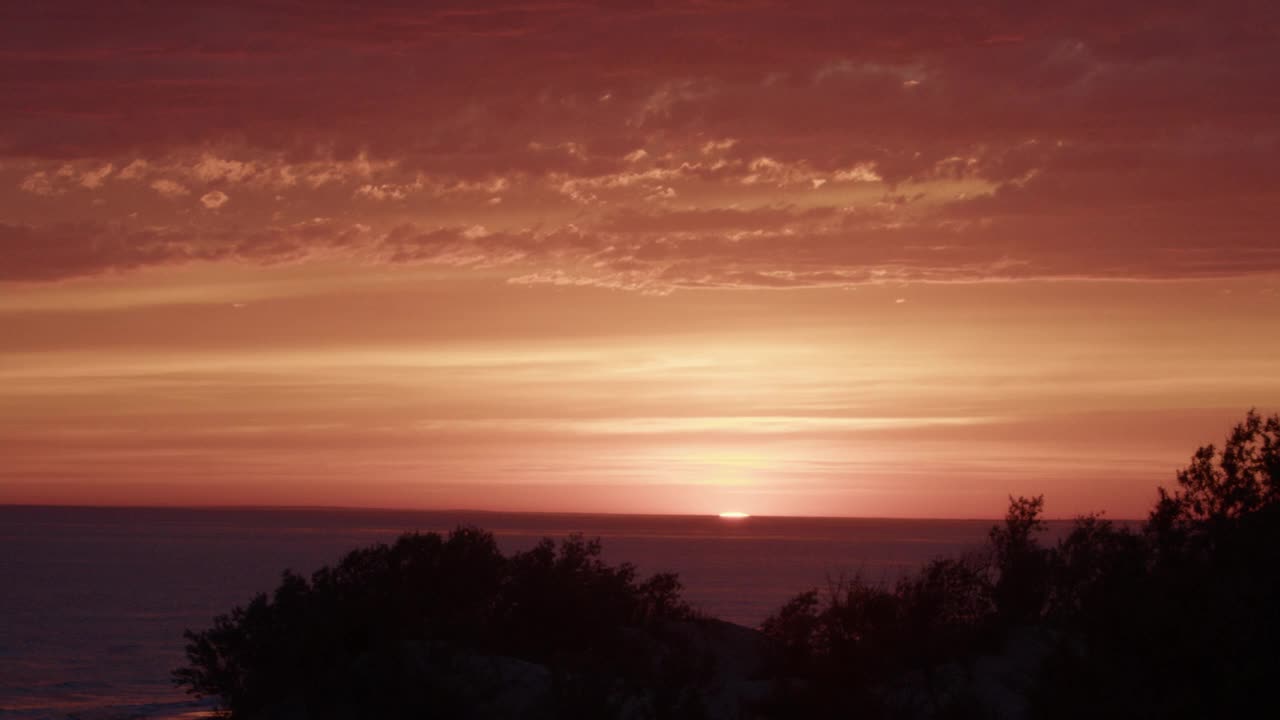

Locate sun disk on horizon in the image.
[718,511,750,519]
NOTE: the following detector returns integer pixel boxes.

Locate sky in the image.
[2,1,1278,518]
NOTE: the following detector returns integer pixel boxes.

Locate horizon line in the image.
[0,502,1142,523]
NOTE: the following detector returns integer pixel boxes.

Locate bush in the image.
[759,531,1000,717]
[1032,410,1280,719]
[174,528,697,719]
[759,411,1280,719]
[178,411,1280,719]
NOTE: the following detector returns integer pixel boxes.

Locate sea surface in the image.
[0,506,1065,719]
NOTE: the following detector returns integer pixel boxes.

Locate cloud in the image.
[192,155,255,183]
[149,179,189,198]
[200,190,229,209]
[18,171,59,196]
[354,183,414,201]
[0,219,370,282]
[5,198,1280,290]
[116,159,150,180]
[1,1,1278,287]
[4,2,1273,167]
[79,163,113,189]
[833,164,881,183]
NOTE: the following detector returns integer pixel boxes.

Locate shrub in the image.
[759,411,1280,718]
[174,528,695,719]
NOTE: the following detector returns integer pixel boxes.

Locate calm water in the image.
[0,506,1043,719]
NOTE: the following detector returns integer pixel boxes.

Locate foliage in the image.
[759,535,999,717]
[988,495,1050,624]
[1032,410,1280,719]
[178,411,1280,719]
[759,411,1280,719]
[174,528,696,719]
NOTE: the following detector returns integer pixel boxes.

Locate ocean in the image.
[0,506,1051,719]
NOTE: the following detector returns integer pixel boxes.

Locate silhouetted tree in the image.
[175,527,700,719]
[989,495,1050,625]
[759,411,1280,719]
[1032,410,1280,719]
[759,528,1005,716]
[178,411,1280,719]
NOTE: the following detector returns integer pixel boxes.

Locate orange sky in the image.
[2,1,1279,517]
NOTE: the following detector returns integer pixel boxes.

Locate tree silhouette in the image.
[174,528,701,719]
[1033,410,1280,719]
[758,411,1280,718]
[989,494,1049,624]
[177,411,1280,719]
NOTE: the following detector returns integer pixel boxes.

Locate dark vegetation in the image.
[177,411,1280,719]
[174,532,710,719]
[760,410,1280,719]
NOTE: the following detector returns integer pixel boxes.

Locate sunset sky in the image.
[2,1,1278,517]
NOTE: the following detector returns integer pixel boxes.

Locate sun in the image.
[717,511,750,519]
